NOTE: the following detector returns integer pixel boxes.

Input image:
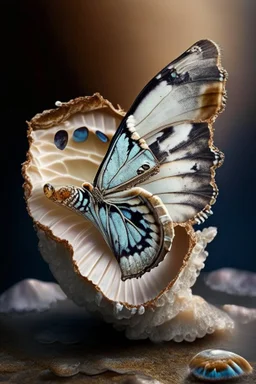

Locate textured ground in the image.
[0,275,255,384]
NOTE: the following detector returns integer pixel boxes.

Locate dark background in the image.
[2,0,256,294]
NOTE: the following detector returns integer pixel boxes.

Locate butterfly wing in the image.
[129,39,226,136]
[93,115,159,193]
[102,188,174,280]
[94,39,226,224]
[141,122,224,224]
[43,183,174,281]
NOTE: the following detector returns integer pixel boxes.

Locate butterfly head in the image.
[43,183,91,214]
[44,183,74,205]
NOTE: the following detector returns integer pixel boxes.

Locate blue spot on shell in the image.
[72,127,89,143]
[96,130,109,143]
[54,130,68,150]
[189,349,253,381]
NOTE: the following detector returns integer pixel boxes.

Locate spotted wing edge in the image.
[185,41,226,225]
[193,126,224,225]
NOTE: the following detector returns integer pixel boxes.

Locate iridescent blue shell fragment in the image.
[189,349,253,381]
[95,130,109,143]
[72,127,89,143]
[54,130,68,150]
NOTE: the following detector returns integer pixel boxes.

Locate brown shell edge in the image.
[29,93,126,130]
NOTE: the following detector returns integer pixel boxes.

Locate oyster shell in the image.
[23,94,234,341]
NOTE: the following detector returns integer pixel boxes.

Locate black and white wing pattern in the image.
[43,184,174,281]
[100,188,174,280]
[94,39,226,224]
[141,122,224,224]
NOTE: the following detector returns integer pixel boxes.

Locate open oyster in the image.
[23,94,234,341]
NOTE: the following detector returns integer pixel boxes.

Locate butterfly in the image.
[44,40,227,281]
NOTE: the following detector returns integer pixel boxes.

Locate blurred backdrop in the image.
[2,0,256,293]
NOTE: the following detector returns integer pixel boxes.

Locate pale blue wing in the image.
[94,117,159,193]
[43,183,174,281]
[94,39,226,224]
[104,188,174,280]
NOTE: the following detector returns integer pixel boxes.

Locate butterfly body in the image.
[44,39,227,280]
